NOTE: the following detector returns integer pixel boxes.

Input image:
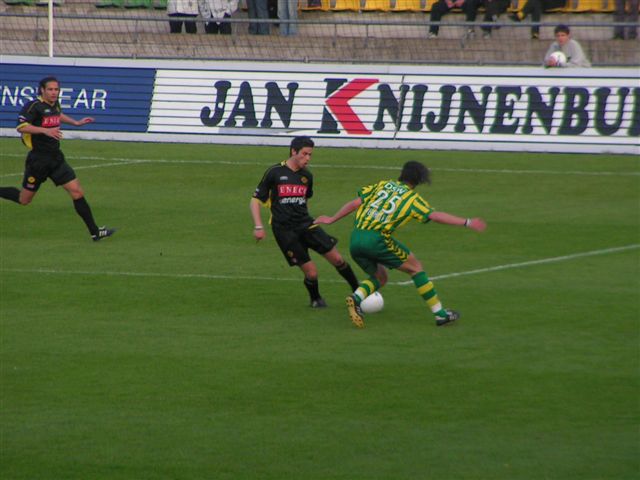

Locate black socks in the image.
[303,277,321,301]
[0,187,20,204]
[336,261,360,291]
[73,197,99,236]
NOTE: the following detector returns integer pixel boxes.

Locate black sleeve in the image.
[17,101,39,127]
[253,166,275,203]
[306,172,314,199]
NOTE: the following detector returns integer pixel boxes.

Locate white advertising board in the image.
[148,66,639,154]
[1,56,638,154]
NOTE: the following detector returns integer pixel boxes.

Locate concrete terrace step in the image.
[1,6,637,64]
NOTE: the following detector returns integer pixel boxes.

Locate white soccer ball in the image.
[360,292,384,314]
[549,51,567,67]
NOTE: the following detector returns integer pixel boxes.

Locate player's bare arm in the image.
[429,211,487,232]
[60,113,95,127]
[314,197,362,225]
[249,197,266,241]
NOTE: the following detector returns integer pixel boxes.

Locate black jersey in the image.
[253,161,315,229]
[17,97,62,153]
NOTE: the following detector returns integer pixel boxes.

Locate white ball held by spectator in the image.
[549,51,567,67]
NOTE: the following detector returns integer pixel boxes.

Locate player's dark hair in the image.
[554,24,570,35]
[290,136,314,154]
[38,76,59,94]
[399,161,431,187]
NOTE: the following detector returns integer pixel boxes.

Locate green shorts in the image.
[349,229,410,276]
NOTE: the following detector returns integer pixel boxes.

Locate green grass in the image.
[1,139,639,479]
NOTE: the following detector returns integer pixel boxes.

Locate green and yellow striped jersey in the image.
[354,180,433,234]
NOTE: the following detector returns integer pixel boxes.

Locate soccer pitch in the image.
[1,138,638,479]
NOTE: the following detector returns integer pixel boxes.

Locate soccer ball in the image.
[360,292,384,314]
[549,51,567,67]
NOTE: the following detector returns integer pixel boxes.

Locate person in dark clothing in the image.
[428,0,477,37]
[510,0,566,39]
[249,137,360,308]
[0,77,116,242]
[464,0,510,37]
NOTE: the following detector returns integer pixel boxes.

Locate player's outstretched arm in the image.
[250,198,267,241]
[314,198,362,225]
[60,113,95,127]
[430,211,487,232]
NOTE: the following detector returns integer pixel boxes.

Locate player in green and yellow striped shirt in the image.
[314,161,486,328]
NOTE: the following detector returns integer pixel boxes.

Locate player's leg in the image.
[299,260,326,308]
[62,178,97,234]
[397,254,459,326]
[51,153,115,241]
[0,153,43,204]
[274,227,325,307]
[305,226,359,291]
[61,178,115,241]
[0,187,21,203]
[351,262,386,298]
[19,189,37,205]
[345,230,396,328]
[322,247,360,292]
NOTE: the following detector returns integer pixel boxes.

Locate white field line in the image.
[397,244,640,285]
[1,153,638,177]
[3,244,638,286]
[0,159,148,178]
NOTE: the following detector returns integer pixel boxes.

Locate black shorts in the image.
[22,150,76,192]
[272,224,337,267]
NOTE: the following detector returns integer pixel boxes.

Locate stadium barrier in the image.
[1,56,638,154]
[0,0,639,65]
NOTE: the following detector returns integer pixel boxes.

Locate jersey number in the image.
[370,190,401,215]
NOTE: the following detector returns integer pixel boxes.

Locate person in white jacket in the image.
[167,0,199,33]
[544,24,592,68]
[199,0,238,34]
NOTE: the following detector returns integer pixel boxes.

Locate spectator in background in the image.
[544,24,591,67]
[428,0,476,38]
[509,0,565,39]
[279,0,298,36]
[614,0,638,39]
[247,0,270,34]
[168,0,199,33]
[465,0,510,38]
[199,0,238,34]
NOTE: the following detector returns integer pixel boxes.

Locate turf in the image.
[1,138,638,479]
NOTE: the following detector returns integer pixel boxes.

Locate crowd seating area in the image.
[0,0,623,12]
[1,0,637,65]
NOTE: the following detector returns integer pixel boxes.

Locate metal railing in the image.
[1,4,638,65]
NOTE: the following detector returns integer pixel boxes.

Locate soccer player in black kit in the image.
[0,76,115,241]
[250,136,359,307]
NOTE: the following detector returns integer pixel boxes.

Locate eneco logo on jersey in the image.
[278,184,308,197]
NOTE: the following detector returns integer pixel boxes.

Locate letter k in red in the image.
[325,78,378,135]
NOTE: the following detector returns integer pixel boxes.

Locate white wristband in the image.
[254,226,264,230]
[464,218,471,228]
